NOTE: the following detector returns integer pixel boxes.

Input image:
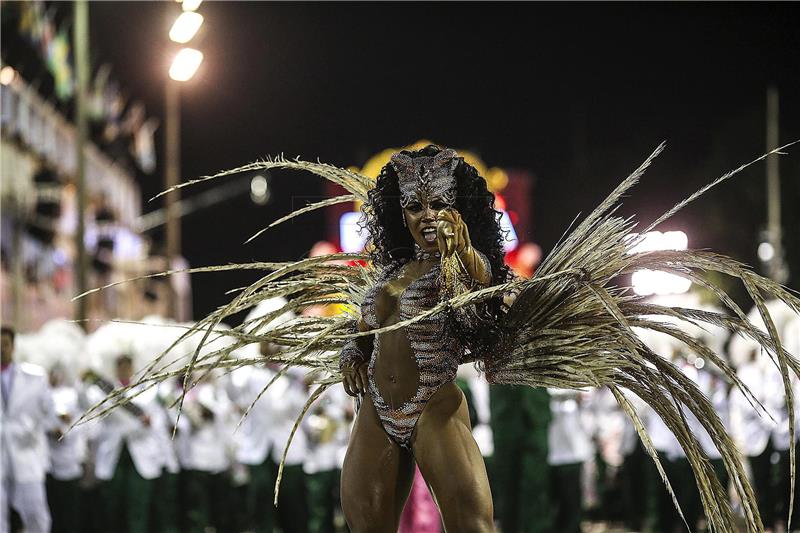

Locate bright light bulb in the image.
[758,241,775,262]
[632,270,654,296]
[169,12,204,43]
[0,66,17,86]
[632,268,691,296]
[250,175,270,205]
[663,231,688,251]
[340,212,368,253]
[628,230,688,254]
[169,48,203,81]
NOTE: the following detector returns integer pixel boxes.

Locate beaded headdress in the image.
[390,148,458,208]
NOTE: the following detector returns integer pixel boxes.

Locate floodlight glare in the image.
[169,48,203,81]
[169,12,204,43]
[758,241,775,262]
[250,175,270,205]
[628,230,689,254]
[182,0,203,11]
[0,66,17,86]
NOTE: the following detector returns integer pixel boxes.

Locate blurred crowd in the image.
[1,291,799,533]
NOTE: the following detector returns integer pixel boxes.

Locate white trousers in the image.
[0,476,51,533]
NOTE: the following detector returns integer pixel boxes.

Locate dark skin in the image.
[1,332,13,366]
[116,357,150,427]
[340,197,494,533]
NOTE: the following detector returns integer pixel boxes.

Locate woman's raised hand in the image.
[436,209,470,258]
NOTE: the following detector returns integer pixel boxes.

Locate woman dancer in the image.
[84,142,800,533]
[338,146,504,531]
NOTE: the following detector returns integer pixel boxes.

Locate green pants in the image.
[620,442,649,530]
[550,463,583,533]
[648,452,681,533]
[181,470,233,533]
[247,456,309,533]
[306,468,342,533]
[774,448,798,527]
[648,452,707,533]
[493,432,552,533]
[749,442,776,529]
[152,471,180,533]
[247,456,276,533]
[102,445,156,533]
[648,455,732,533]
[46,475,81,533]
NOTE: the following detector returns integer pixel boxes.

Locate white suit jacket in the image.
[230,366,309,466]
[176,382,234,473]
[48,384,88,480]
[730,361,776,456]
[547,388,594,466]
[303,384,351,475]
[1,363,56,483]
[88,383,167,480]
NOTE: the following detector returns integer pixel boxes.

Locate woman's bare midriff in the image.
[371,260,434,410]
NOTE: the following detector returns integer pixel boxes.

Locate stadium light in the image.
[758,241,775,262]
[182,0,203,11]
[629,230,691,296]
[169,48,203,82]
[0,66,17,85]
[250,175,270,205]
[169,12,204,44]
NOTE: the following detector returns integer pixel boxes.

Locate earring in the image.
[402,214,407,227]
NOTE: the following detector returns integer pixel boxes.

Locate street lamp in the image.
[181,0,203,12]
[169,12,204,44]
[169,48,203,81]
[164,5,204,319]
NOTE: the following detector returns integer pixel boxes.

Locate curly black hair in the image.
[360,144,510,359]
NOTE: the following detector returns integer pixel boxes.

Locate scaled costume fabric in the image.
[83,142,800,533]
[341,250,491,447]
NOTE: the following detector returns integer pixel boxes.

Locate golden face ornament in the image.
[391,149,459,253]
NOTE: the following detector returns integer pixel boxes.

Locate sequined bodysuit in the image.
[340,251,491,447]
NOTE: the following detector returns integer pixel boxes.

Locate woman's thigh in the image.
[412,383,494,532]
[341,394,415,532]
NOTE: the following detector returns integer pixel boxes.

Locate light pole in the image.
[764,86,786,283]
[165,1,204,318]
[73,0,90,328]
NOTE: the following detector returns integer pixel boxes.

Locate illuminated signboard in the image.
[339,210,519,253]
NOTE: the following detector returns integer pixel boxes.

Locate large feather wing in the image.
[487,142,800,532]
[76,148,800,529]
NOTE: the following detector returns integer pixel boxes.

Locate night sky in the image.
[84,2,800,320]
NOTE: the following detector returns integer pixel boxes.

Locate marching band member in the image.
[1,326,55,533]
[176,372,235,532]
[303,382,352,533]
[730,299,798,528]
[229,297,310,533]
[86,353,170,533]
[47,362,88,533]
[547,387,593,533]
[13,319,89,533]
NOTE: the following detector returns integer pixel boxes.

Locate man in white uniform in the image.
[1,325,55,533]
[730,300,798,529]
[175,373,235,532]
[47,362,88,533]
[230,296,310,533]
[229,362,310,533]
[303,382,352,533]
[761,313,800,529]
[547,388,593,533]
[87,355,169,533]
